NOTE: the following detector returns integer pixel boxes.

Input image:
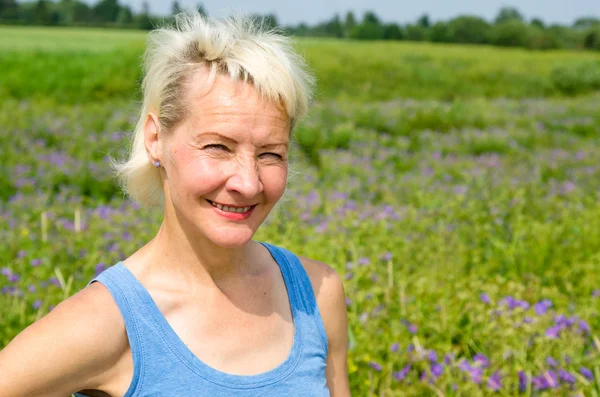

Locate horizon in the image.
[93,0,600,26]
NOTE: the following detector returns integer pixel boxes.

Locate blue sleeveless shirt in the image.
[74,242,330,397]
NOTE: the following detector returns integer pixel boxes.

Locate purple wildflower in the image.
[580,367,594,380]
[546,325,561,339]
[408,324,418,334]
[30,259,42,267]
[380,252,393,261]
[558,369,576,384]
[544,370,558,388]
[32,300,42,310]
[49,278,61,287]
[393,364,411,381]
[578,320,591,333]
[488,371,502,391]
[546,357,558,367]
[443,353,454,365]
[431,363,444,378]
[593,289,600,298]
[534,299,552,315]
[357,257,370,266]
[390,343,399,353]
[9,274,20,283]
[480,293,491,304]
[368,361,382,371]
[95,262,106,275]
[469,366,483,384]
[427,350,438,363]
[518,371,528,392]
[473,354,490,368]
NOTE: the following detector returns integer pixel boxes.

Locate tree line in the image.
[0,0,207,29]
[287,8,600,51]
[1,1,599,51]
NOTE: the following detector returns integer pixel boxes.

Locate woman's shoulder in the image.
[293,254,347,339]
[0,281,129,395]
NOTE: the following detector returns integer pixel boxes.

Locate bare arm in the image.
[0,283,125,397]
[300,257,352,397]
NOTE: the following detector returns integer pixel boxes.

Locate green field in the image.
[1,26,600,396]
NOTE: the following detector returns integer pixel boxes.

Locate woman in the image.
[0,12,350,397]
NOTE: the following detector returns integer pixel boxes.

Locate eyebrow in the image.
[196,132,288,148]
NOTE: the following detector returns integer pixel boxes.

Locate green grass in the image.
[1,27,600,103]
[1,26,600,396]
[0,25,147,51]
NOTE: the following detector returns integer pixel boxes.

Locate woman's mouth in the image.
[207,200,256,214]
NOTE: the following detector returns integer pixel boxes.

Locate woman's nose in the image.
[225,158,263,198]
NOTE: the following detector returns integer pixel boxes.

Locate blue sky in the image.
[117,0,599,26]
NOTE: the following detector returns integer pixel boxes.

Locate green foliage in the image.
[494,6,525,24]
[489,21,531,47]
[2,32,600,396]
[584,27,600,50]
[349,22,384,40]
[551,61,600,95]
[2,28,599,104]
[447,15,491,44]
[404,24,428,41]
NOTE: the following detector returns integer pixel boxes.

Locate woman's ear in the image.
[144,112,161,164]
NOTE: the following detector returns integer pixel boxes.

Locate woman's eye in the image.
[204,144,229,151]
[260,152,283,160]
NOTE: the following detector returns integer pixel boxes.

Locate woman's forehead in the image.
[184,69,287,116]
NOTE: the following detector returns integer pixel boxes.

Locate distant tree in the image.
[417,13,430,28]
[574,17,600,29]
[404,24,428,41]
[344,11,356,36]
[348,10,384,40]
[494,7,524,24]
[290,22,309,36]
[326,14,344,38]
[72,1,93,23]
[489,20,530,47]
[196,3,207,17]
[137,0,154,29]
[33,0,50,24]
[448,15,491,44]
[171,1,182,16]
[583,27,600,50]
[429,21,453,43]
[527,26,560,49]
[311,14,344,37]
[117,5,133,25]
[0,0,19,20]
[530,18,545,29]
[93,0,120,22]
[362,11,380,25]
[383,23,403,40]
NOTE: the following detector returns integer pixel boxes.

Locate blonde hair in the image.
[113,11,316,207]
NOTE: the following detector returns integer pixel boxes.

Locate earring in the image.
[153,160,161,168]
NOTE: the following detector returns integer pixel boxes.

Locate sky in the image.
[116,0,599,26]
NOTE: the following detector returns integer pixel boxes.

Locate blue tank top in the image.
[73,242,330,397]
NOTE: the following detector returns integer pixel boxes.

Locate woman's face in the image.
[157,72,290,248]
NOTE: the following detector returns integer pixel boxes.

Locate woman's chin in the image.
[205,230,256,249]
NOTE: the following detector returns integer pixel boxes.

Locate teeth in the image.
[209,201,252,213]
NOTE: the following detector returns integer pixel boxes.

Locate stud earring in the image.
[153,160,161,168]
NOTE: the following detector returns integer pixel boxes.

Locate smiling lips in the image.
[206,200,256,220]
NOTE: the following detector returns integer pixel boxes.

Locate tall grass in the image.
[1,26,600,396]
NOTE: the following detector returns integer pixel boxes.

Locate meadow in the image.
[1,26,600,396]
